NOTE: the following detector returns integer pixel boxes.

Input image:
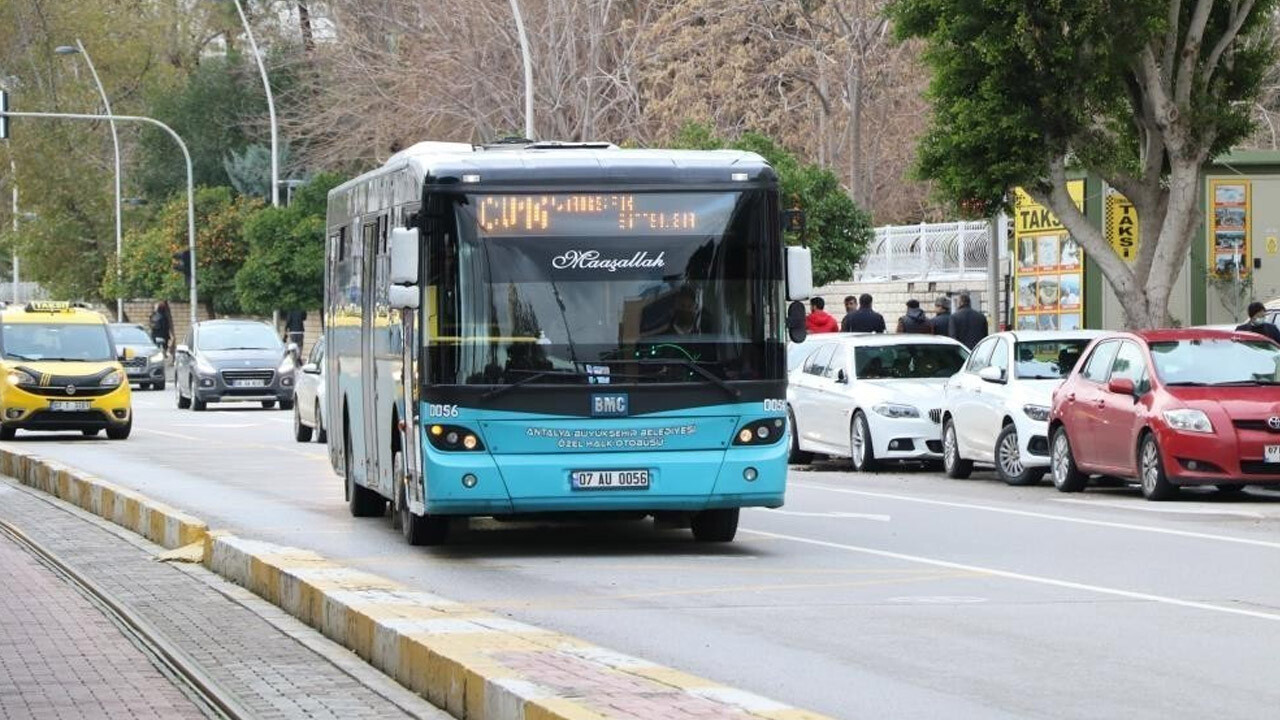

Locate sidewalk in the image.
[0,480,449,720]
[0,532,204,720]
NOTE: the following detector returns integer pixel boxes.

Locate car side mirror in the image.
[175,344,190,356]
[1107,377,1136,397]
[836,369,848,384]
[978,366,1006,384]
[301,362,320,375]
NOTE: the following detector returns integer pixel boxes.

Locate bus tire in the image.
[346,423,386,518]
[400,484,448,546]
[691,508,739,542]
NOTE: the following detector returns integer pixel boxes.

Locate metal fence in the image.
[853,220,1005,281]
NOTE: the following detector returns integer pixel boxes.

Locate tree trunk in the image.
[298,3,315,53]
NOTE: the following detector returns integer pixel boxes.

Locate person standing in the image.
[895,299,935,334]
[285,308,308,349]
[805,297,839,334]
[149,301,172,356]
[842,293,886,333]
[949,293,989,349]
[1235,301,1280,343]
[930,296,953,336]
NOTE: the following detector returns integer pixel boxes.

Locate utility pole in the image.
[509,0,535,140]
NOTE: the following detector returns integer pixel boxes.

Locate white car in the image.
[940,330,1103,484]
[292,337,327,443]
[788,334,970,470]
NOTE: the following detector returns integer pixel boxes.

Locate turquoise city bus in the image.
[324,141,812,545]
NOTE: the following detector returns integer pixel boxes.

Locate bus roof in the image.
[333,142,777,195]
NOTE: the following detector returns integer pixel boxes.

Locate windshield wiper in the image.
[213,346,273,351]
[597,358,740,400]
[1165,381,1209,386]
[1209,379,1280,386]
[480,369,590,401]
[1020,375,1062,380]
[4,353,35,361]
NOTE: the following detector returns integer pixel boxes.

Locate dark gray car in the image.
[108,323,167,390]
[174,319,296,411]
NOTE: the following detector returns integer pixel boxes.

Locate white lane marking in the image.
[754,509,891,521]
[888,596,987,604]
[790,481,1280,551]
[1054,497,1266,519]
[137,427,202,442]
[742,528,1280,622]
[165,423,263,429]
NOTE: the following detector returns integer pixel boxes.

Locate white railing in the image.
[853,219,1006,281]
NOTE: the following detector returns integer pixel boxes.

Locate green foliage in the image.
[672,122,872,286]
[234,173,345,314]
[890,0,1279,212]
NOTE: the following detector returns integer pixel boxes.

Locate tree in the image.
[234,172,343,314]
[674,123,872,286]
[893,0,1279,328]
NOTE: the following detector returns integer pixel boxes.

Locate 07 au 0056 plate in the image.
[571,469,650,490]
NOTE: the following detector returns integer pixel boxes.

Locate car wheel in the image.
[996,424,1045,486]
[261,400,277,410]
[293,403,312,443]
[942,418,973,479]
[191,384,207,412]
[1051,427,1087,492]
[850,411,880,472]
[280,398,294,411]
[154,379,166,391]
[0,427,15,441]
[691,508,739,542]
[1139,432,1178,501]
[315,402,327,444]
[176,378,191,409]
[105,418,131,441]
[787,410,813,465]
[346,423,386,518]
[82,429,99,437]
[1216,484,1248,495]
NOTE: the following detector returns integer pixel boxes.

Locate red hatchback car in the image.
[1048,328,1280,500]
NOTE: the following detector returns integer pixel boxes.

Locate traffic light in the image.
[1,90,9,140]
[172,249,191,277]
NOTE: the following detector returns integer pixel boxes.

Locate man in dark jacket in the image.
[896,299,934,334]
[949,293,989,349]
[1236,301,1280,343]
[930,296,952,336]
[841,293,886,333]
[285,309,307,349]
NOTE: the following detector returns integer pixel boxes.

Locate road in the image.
[10,388,1280,719]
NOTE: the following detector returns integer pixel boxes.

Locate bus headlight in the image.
[427,424,486,451]
[732,418,785,446]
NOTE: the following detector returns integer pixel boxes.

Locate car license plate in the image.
[1266,445,1280,463]
[234,379,266,388]
[571,469,650,490]
[50,400,90,412]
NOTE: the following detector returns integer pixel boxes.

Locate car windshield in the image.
[197,323,281,351]
[1150,338,1280,385]
[1014,339,1092,379]
[110,325,154,346]
[855,344,968,379]
[1,323,114,362]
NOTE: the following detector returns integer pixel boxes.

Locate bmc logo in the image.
[591,393,629,417]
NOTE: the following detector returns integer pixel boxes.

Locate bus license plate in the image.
[234,379,266,388]
[1266,445,1280,463]
[571,469,650,490]
[50,401,91,412]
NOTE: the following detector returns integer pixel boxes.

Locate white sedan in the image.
[788,334,969,470]
[292,337,327,443]
[940,330,1102,484]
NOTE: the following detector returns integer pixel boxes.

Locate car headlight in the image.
[1162,408,1214,434]
[872,403,920,419]
[1022,404,1051,422]
[100,370,123,388]
[149,352,165,364]
[195,356,216,374]
[278,355,296,373]
[7,369,36,386]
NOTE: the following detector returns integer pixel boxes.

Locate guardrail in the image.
[854,219,1005,281]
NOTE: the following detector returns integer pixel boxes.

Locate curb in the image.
[2,446,832,720]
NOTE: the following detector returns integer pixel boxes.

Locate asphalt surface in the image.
[8,388,1280,719]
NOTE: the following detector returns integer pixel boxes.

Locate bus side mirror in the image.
[787,301,807,343]
[389,285,420,310]
[389,227,419,285]
[786,246,813,301]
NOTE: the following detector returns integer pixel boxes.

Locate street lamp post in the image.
[508,0,535,140]
[0,110,198,328]
[227,0,279,208]
[55,41,123,322]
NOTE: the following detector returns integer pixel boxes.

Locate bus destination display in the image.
[475,194,707,235]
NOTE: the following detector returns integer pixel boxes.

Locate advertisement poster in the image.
[1210,180,1250,277]
[1013,182,1086,331]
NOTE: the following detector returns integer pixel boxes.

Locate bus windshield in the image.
[427,191,780,385]
[2,323,114,362]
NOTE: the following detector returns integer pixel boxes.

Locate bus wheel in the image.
[345,425,386,518]
[400,485,448,546]
[691,508,739,542]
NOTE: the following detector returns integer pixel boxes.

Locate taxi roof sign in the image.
[23,301,84,313]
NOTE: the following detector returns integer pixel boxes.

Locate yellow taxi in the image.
[0,301,133,440]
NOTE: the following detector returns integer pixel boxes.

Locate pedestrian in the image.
[149,300,172,356]
[842,293,886,333]
[930,296,952,336]
[285,308,307,349]
[805,297,839,334]
[895,299,935,334]
[949,293,989,349]
[1235,301,1280,343]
